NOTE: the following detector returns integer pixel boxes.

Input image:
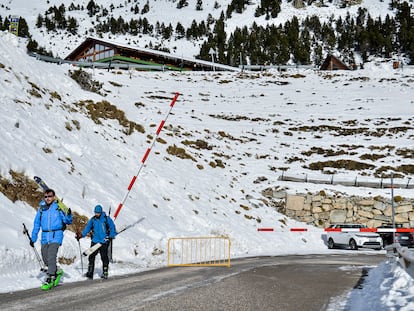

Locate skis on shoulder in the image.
[82,217,146,256]
[34,176,70,214]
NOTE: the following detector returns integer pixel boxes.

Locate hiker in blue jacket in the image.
[31,189,73,286]
[76,204,116,279]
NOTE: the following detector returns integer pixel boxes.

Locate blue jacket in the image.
[31,200,73,245]
[81,212,117,244]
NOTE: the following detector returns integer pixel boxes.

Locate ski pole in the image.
[22,223,47,271]
[108,206,113,262]
[77,238,84,274]
[113,92,180,219]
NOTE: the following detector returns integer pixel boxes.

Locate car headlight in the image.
[355,234,371,238]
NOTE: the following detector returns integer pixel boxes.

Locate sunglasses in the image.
[44,195,54,198]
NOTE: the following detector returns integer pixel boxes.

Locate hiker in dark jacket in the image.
[76,205,116,279]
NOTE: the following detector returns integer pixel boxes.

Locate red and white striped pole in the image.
[113,92,181,220]
[257,227,414,233]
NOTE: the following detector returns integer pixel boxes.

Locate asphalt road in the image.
[1,253,384,311]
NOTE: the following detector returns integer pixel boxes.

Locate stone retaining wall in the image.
[275,192,414,228]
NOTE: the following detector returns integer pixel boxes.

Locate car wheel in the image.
[328,238,335,249]
[349,239,358,250]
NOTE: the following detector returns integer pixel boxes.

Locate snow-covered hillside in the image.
[0,0,396,58]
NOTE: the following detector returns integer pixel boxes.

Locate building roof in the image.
[65,37,239,71]
[320,55,351,70]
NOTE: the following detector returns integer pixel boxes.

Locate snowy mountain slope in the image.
[0,0,396,58]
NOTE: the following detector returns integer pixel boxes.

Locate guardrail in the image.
[386,243,414,279]
[239,64,316,71]
[30,52,414,73]
[168,236,231,267]
[278,174,413,189]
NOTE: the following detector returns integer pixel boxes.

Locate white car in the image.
[326,223,383,250]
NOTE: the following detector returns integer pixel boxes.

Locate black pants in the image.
[88,242,109,273]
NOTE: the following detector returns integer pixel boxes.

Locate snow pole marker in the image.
[113,92,180,220]
[108,205,113,263]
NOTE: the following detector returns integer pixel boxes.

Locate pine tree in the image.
[294,28,310,64]
[132,5,139,14]
[321,22,336,52]
[141,1,149,14]
[142,17,152,35]
[175,22,185,39]
[162,23,173,40]
[67,17,78,35]
[313,45,323,66]
[56,4,66,29]
[214,12,227,63]
[36,14,43,28]
[86,0,97,17]
[26,38,38,52]
[129,18,139,35]
[396,1,413,54]
[44,16,55,31]
[17,17,30,38]
[177,0,189,9]
[196,0,203,11]
[2,17,9,32]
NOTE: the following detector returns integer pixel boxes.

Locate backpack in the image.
[56,198,70,215]
[91,215,110,237]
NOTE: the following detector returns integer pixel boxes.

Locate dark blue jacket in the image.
[81,212,116,244]
[31,200,73,245]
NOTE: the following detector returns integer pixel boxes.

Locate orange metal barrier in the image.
[168,236,231,267]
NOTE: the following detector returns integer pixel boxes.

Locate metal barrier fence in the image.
[386,243,414,279]
[278,174,413,189]
[168,236,231,267]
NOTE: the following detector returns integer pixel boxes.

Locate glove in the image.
[29,240,34,247]
[75,232,82,241]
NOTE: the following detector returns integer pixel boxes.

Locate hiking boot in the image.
[54,269,63,286]
[41,275,56,290]
[101,266,108,279]
[86,264,94,279]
